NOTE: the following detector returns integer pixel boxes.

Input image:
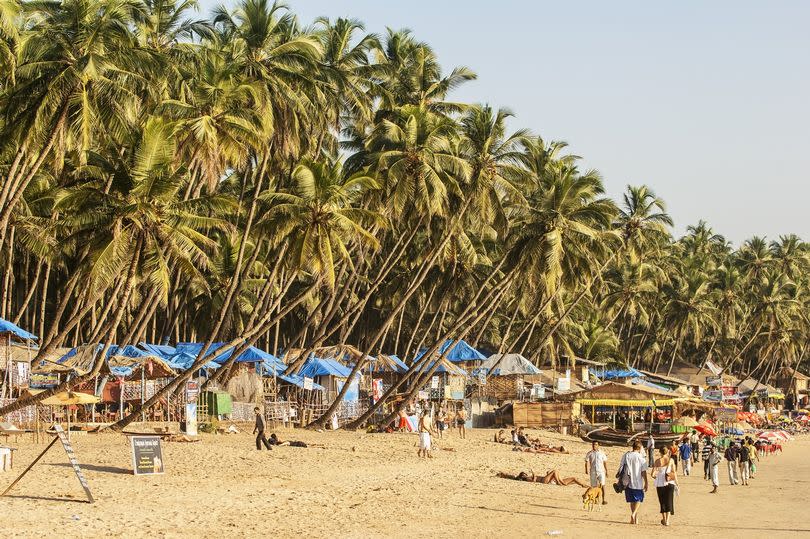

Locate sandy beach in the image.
[1,427,805,538]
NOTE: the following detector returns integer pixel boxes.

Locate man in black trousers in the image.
[253,407,272,450]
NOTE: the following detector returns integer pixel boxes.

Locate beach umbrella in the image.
[674,416,699,427]
[42,391,100,440]
[733,421,754,431]
[775,431,790,441]
[758,431,779,440]
[695,423,717,437]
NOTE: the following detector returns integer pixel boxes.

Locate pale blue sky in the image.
[198,0,810,244]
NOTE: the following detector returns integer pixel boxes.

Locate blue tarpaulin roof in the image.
[593,366,644,380]
[175,342,283,367]
[414,339,486,364]
[106,345,150,358]
[298,357,353,378]
[166,352,221,372]
[139,343,177,359]
[276,373,325,391]
[0,317,37,340]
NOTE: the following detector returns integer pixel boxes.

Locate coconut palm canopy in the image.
[0,1,808,430]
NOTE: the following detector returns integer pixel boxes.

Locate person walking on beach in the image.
[619,440,648,525]
[646,433,655,467]
[253,407,272,450]
[585,441,609,505]
[701,437,713,480]
[724,442,739,485]
[456,406,467,439]
[689,430,700,464]
[435,407,447,439]
[668,440,679,472]
[652,447,678,526]
[678,439,692,476]
[738,439,751,485]
[417,411,433,458]
[746,437,759,478]
[708,444,722,493]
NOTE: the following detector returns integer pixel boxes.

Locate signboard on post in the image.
[303,377,314,391]
[185,380,199,402]
[702,390,723,402]
[706,375,722,387]
[130,436,165,475]
[29,373,59,388]
[431,376,439,389]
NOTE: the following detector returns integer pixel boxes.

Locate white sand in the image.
[1,427,805,538]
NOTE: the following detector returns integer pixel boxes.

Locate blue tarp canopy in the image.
[166,351,220,372]
[593,366,644,380]
[0,317,37,340]
[175,342,283,367]
[106,344,150,358]
[414,339,486,364]
[139,343,177,359]
[298,356,353,378]
[276,373,325,391]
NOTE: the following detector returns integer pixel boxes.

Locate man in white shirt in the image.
[584,441,609,505]
[618,440,648,525]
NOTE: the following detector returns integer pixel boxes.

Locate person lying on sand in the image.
[497,469,588,487]
[513,445,568,454]
[268,433,325,448]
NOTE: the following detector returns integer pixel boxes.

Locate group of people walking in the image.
[606,429,773,526]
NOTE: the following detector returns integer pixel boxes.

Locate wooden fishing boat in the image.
[581,426,685,448]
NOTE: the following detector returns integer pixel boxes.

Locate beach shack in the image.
[0,317,38,399]
[775,367,810,409]
[474,353,543,401]
[427,339,487,372]
[574,381,683,433]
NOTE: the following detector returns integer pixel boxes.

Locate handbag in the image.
[613,460,628,493]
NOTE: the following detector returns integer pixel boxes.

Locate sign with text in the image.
[130,436,165,475]
[703,390,723,402]
[303,377,314,391]
[185,380,199,403]
[531,384,545,400]
[706,375,722,387]
[29,373,59,388]
[431,376,440,389]
[53,425,94,503]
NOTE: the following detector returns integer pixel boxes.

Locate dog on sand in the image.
[582,486,602,511]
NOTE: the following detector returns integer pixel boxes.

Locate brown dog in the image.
[582,486,602,511]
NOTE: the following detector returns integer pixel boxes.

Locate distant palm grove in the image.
[0,0,808,428]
